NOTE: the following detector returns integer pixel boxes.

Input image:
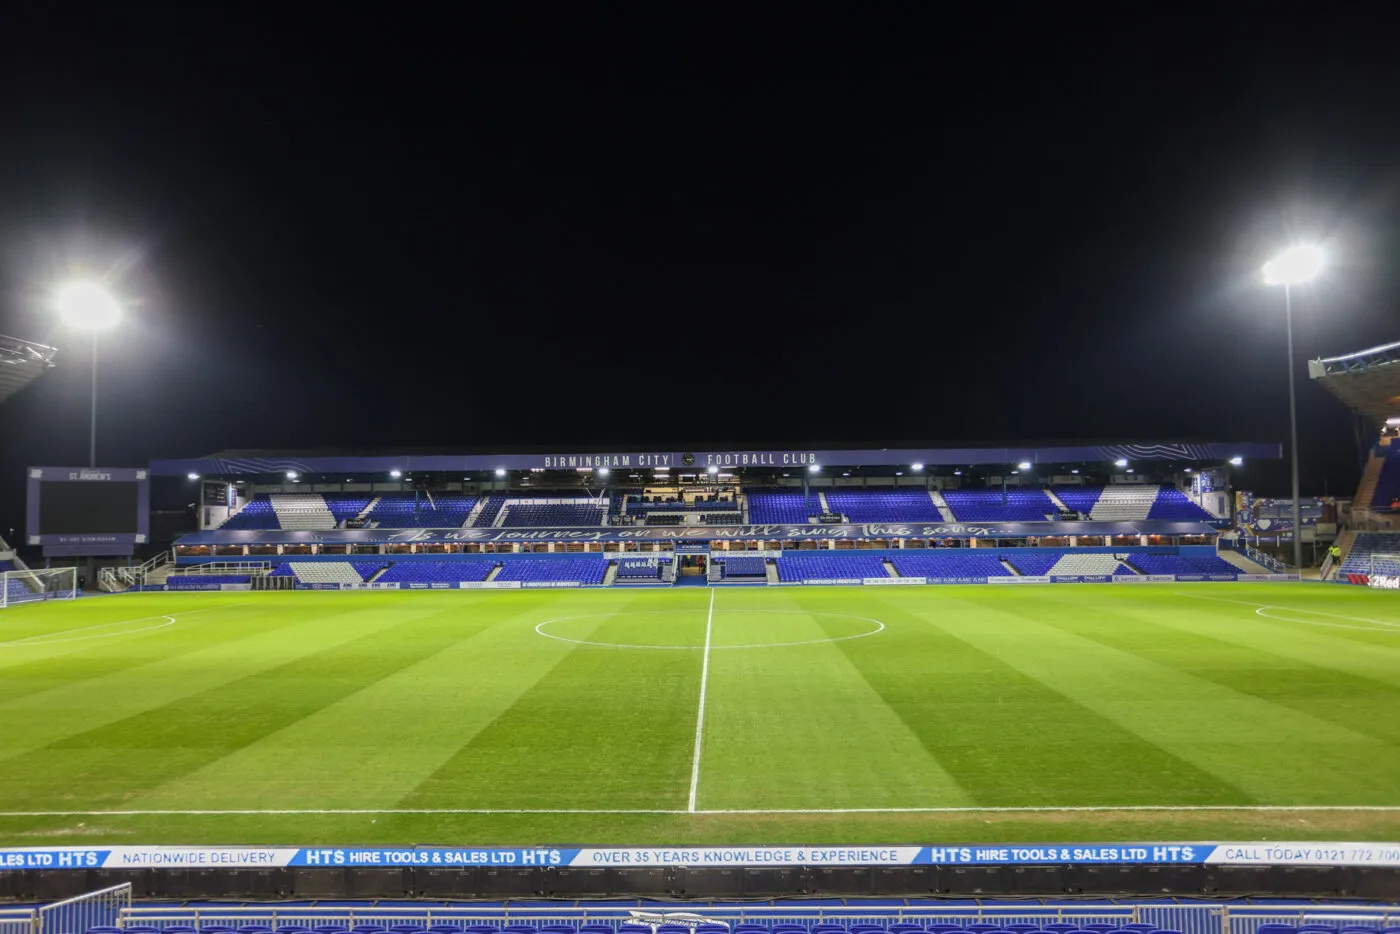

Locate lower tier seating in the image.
[777,553,888,582]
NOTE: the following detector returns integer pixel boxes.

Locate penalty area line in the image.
[1,805,1398,817]
[687,588,715,813]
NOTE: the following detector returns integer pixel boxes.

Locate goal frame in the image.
[0,566,79,609]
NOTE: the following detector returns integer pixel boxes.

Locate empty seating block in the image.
[285,561,375,585]
[498,502,606,527]
[825,489,941,523]
[494,557,608,584]
[747,488,819,523]
[1129,553,1239,576]
[1147,485,1216,520]
[1088,485,1158,520]
[220,495,280,529]
[270,493,338,530]
[889,552,1010,578]
[942,488,1056,521]
[377,561,495,584]
[1004,551,1060,576]
[616,558,666,580]
[717,555,766,578]
[367,494,478,528]
[1340,532,1400,575]
[1048,553,1132,577]
[1051,485,1103,516]
[777,553,887,582]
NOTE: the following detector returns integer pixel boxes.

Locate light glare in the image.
[1262,245,1325,286]
[56,282,121,331]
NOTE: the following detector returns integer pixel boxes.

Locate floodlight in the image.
[389,469,402,478]
[1114,458,1128,468]
[1184,467,1193,473]
[495,468,506,477]
[1229,456,1244,466]
[911,463,924,471]
[187,473,200,481]
[1071,469,1080,475]
[1262,245,1325,286]
[1126,468,1134,474]
[55,282,121,331]
[286,471,299,480]
[706,465,719,474]
[808,463,820,472]
[598,467,610,476]
[954,469,962,476]
[1017,461,1031,470]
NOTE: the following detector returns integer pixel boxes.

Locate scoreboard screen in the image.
[27,466,150,554]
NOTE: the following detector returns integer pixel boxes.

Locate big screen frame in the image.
[26,466,150,552]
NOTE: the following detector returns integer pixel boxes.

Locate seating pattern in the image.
[717,555,766,577]
[826,490,941,523]
[471,495,508,527]
[1340,532,1400,576]
[1128,553,1239,576]
[747,488,818,524]
[777,553,887,582]
[1047,553,1133,577]
[498,503,606,527]
[366,494,478,529]
[1050,485,1102,516]
[1003,551,1060,576]
[270,494,339,530]
[616,558,667,580]
[284,561,383,585]
[377,561,494,583]
[1146,486,1215,521]
[221,495,279,530]
[941,489,1055,521]
[1088,486,1158,521]
[494,557,608,584]
[890,553,1010,578]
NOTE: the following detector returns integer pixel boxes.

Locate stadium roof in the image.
[0,334,58,406]
[1307,339,1400,428]
[152,440,1282,476]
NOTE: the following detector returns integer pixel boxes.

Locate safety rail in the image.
[165,562,273,576]
[39,884,131,934]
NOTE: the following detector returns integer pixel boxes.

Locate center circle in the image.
[533,609,885,650]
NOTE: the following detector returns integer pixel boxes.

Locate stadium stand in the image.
[221,495,279,530]
[497,502,606,528]
[1047,553,1135,577]
[1146,485,1216,520]
[825,489,941,523]
[941,488,1056,521]
[715,555,766,579]
[1002,551,1061,576]
[776,553,888,582]
[1088,485,1159,520]
[283,561,384,585]
[1340,532,1400,576]
[1372,445,1400,510]
[270,494,339,529]
[1126,552,1240,576]
[365,494,478,528]
[889,552,1012,578]
[493,557,608,584]
[1051,485,1102,516]
[616,557,669,581]
[747,488,819,524]
[471,494,508,527]
[376,561,495,584]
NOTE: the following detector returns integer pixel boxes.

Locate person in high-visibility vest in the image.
[1329,544,1341,561]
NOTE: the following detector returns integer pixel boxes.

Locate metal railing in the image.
[38,883,131,934]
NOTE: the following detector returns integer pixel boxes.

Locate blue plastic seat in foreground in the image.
[126,927,161,934]
[1005,926,1042,933]
[391,927,425,934]
[240,926,274,934]
[315,927,349,934]
[464,927,498,934]
[1122,926,1156,932]
[773,927,806,934]
[202,928,237,934]
[502,927,537,934]
[850,927,887,934]
[166,927,199,934]
[85,928,122,934]
[1042,926,1078,934]
[890,926,928,934]
[926,926,963,934]
[428,928,464,934]
[539,927,574,934]
[578,928,613,934]
[811,927,848,934]
[276,928,312,934]
[696,927,729,934]
[658,927,693,934]
[1085,926,1122,933]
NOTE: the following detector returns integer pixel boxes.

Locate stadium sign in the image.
[2,842,1397,870]
[1370,575,1400,590]
[177,520,1217,547]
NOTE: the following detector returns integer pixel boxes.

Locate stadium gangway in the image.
[117,905,1400,934]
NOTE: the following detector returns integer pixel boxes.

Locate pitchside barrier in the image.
[138,573,1300,592]
[106,904,1400,934]
[0,884,133,934]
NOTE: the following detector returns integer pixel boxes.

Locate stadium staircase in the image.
[999,557,1021,576]
[817,491,831,515]
[1044,488,1071,513]
[740,492,751,523]
[356,497,380,525]
[764,560,779,584]
[1217,549,1274,575]
[603,561,619,586]
[882,559,899,577]
[485,565,502,582]
[366,566,389,583]
[929,490,956,521]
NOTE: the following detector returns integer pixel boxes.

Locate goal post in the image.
[1363,552,1400,590]
[0,567,78,609]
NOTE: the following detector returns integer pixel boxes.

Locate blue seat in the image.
[891,927,928,934]
[391,927,424,934]
[315,927,349,934]
[579,928,613,934]
[539,927,574,934]
[1085,927,1122,933]
[812,928,847,934]
[696,928,729,934]
[1148,930,1186,934]
[1122,927,1156,933]
[166,928,199,934]
[502,928,537,934]
[1297,928,1338,934]
[276,928,312,934]
[658,927,693,934]
[203,928,238,934]
[773,927,806,934]
[428,928,464,934]
[1043,926,1078,934]
[1005,927,1042,933]
[464,928,497,934]
[240,927,274,934]
[968,927,1001,934]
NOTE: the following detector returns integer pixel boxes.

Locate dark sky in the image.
[1,4,1398,533]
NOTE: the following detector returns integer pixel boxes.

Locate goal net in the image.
[1362,553,1400,590]
[1,567,78,609]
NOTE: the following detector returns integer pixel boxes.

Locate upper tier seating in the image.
[221,495,279,530]
[1126,553,1239,576]
[941,488,1055,521]
[825,490,941,523]
[776,553,887,582]
[1146,486,1216,521]
[498,503,606,527]
[747,489,819,524]
[494,558,608,584]
[366,494,478,528]
[1050,486,1102,516]
[889,552,1010,578]
[270,494,339,530]
[377,561,494,584]
[1340,533,1400,576]
[628,496,738,512]
[1372,446,1400,511]
[1088,485,1158,520]
[471,495,508,527]
[716,555,766,578]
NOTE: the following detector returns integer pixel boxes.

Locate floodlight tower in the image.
[55,283,121,467]
[1261,245,1324,572]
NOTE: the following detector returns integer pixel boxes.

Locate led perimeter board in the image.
[27,466,150,556]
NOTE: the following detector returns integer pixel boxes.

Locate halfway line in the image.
[687,588,715,812]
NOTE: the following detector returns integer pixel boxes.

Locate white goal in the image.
[0,567,79,609]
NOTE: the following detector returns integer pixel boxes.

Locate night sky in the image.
[2,6,1398,535]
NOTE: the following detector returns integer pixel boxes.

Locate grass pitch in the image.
[1,583,1398,846]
